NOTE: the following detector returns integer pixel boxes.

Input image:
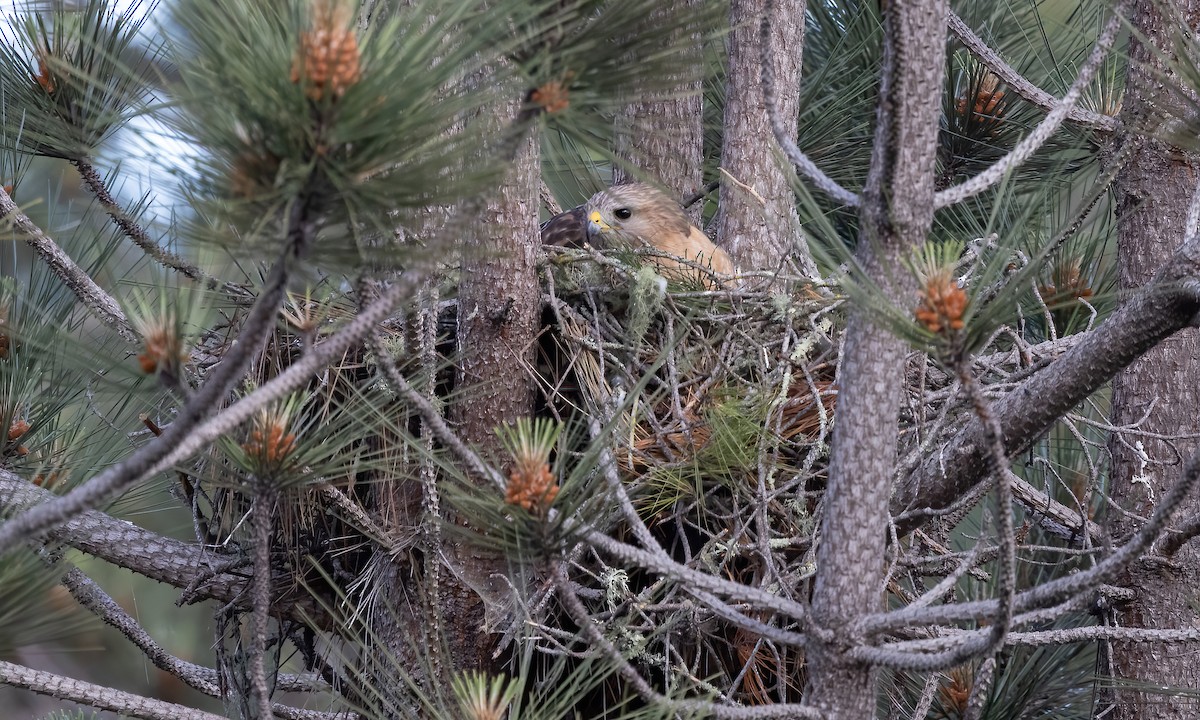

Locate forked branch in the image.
[935,5,1126,209]
[948,11,1119,133]
[760,0,860,207]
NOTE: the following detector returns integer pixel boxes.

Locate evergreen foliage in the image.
[1,0,1198,718]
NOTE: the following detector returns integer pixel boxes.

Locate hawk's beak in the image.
[587,210,611,236]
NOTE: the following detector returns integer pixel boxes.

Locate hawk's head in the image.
[585,183,692,248]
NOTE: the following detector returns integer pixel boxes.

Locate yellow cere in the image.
[588,211,611,231]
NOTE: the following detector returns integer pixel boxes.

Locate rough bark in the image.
[712,0,818,278]
[892,229,1200,530]
[444,116,541,671]
[454,130,540,456]
[613,93,703,202]
[804,2,946,717]
[1107,2,1200,716]
[0,660,225,720]
[0,471,326,625]
[612,0,705,211]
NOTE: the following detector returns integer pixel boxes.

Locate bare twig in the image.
[539,180,564,216]
[73,159,247,296]
[1158,510,1200,556]
[681,179,721,209]
[872,443,1200,632]
[59,563,330,703]
[958,362,1016,657]
[60,565,221,696]
[578,526,813,626]
[1186,164,1200,241]
[910,673,940,720]
[552,562,823,720]
[370,325,507,491]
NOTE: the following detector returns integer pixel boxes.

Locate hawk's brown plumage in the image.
[540,183,734,288]
[539,204,589,248]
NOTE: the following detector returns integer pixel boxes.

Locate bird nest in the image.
[529,249,843,702]
[540,247,840,524]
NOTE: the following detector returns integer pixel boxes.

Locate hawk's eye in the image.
[614,207,632,220]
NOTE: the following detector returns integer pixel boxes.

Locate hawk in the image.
[541,183,734,288]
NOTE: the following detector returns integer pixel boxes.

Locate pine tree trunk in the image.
[454,144,540,448]
[372,98,542,686]
[443,118,541,671]
[612,0,704,207]
[453,133,540,444]
[1107,2,1200,716]
[712,0,817,278]
[804,3,945,716]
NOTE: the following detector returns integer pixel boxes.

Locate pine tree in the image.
[3,1,1200,719]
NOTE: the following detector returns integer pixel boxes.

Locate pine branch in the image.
[0,470,327,624]
[947,11,1119,133]
[59,565,220,696]
[934,5,1125,209]
[1007,470,1102,545]
[863,622,1200,653]
[1159,510,1200,556]
[894,229,1200,535]
[0,659,225,720]
[72,158,250,297]
[0,195,308,554]
[59,562,330,697]
[1006,624,1200,645]
[0,187,136,343]
[962,657,996,720]
[872,443,1200,633]
[142,271,424,479]
[249,489,275,720]
[807,0,945,710]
